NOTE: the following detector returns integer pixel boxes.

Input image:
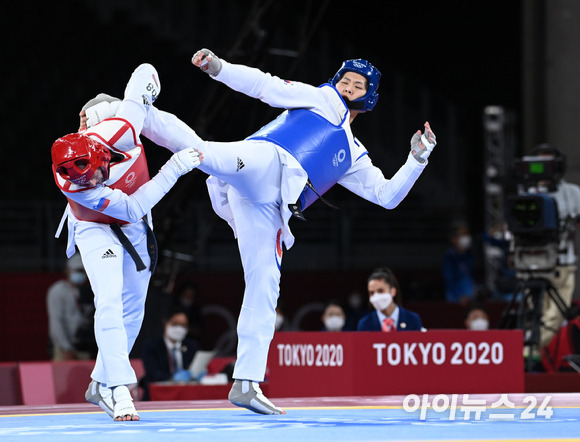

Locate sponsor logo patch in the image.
[236,157,245,172]
[102,249,117,259]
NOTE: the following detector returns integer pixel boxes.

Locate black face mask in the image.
[343,97,365,111]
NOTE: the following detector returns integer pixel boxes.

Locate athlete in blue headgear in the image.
[188,49,436,415]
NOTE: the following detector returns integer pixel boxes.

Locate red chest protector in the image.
[57,118,151,224]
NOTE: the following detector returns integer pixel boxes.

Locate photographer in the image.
[524,144,580,348]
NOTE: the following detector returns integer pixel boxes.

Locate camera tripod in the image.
[499,272,570,372]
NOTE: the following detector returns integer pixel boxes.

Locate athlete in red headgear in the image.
[52,133,111,185]
[52,64,202,421]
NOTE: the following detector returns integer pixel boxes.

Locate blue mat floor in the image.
[1,393,579,442]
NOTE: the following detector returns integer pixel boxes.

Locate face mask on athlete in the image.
[324,315,345,332]
[369,292,393,312]
[166,325,188,342]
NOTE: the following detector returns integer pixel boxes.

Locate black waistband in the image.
[110,221,157,273]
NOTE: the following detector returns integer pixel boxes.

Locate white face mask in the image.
[179,298,194,308]
[69,271,87,286]
[369,293,393,312]
[469,318,489,331]
[166,325,188,342]
[324,315,345,332]
[275,314,284,331]
[458,235,472,251]
[348,293,362,309]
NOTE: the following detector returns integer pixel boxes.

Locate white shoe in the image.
[85,380,114,418]
[228,380,285,415]
[112,385,139,421]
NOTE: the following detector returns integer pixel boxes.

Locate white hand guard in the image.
[84,100,121,128]
[82,93,121,110]
[410,123,437,164]
[82,93,121,128]
[192,48,222,77]
[169,148,202,176]
[124,63,161,106]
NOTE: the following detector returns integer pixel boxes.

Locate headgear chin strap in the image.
[330,59,381,112]
[343,98,365,111]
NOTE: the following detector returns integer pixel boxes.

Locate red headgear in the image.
[51,133,111,185]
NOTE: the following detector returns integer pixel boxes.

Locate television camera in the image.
[501,154,571,368]
[507,154,566,273]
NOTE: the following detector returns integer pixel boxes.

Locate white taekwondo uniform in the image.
[191,60,429,382]
[54,64,200,388]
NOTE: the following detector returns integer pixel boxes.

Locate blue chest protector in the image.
[247,108,351,210]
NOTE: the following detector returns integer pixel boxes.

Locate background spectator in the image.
[464,304,490,330]
[344,288,366,331]
[321,300,346,332]
[172,281,203,340]
[357,268,423,332]
[140,306,199,400]
[275,304,291,332]
[46,253,95,361]
[443,220,477,306]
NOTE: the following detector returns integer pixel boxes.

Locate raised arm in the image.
[191,48,325,110]
[338,122,436,208]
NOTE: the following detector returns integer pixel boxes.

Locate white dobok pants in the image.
[199,139,286,382]
[74,220,151,387]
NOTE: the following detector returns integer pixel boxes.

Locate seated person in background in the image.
[140,306,199,400]
[542,305,580,372]
[46,253,93,361]
[344,289,366,331]
[357,268,423,331]
[443,220,476,306]
[275,305,290,331]
[172,281,203,340]
[321,300,346,331]
[464,304,490,331]
[483,223,517,300]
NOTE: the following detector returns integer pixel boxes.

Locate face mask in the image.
[179,298,194,308]
[458,235,472,251]
[370,293,393,312]
[166,325,188,342]
[324,315,345,332]
[530,184,550,194]
[469,318,489,331]
[69,271,87,286]
[348,293,362,309]
[275,314,284,331]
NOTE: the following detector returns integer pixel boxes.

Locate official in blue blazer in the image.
[357,267,423,332]
[140,306,199,400]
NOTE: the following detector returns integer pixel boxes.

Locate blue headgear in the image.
[330,59,381,112]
